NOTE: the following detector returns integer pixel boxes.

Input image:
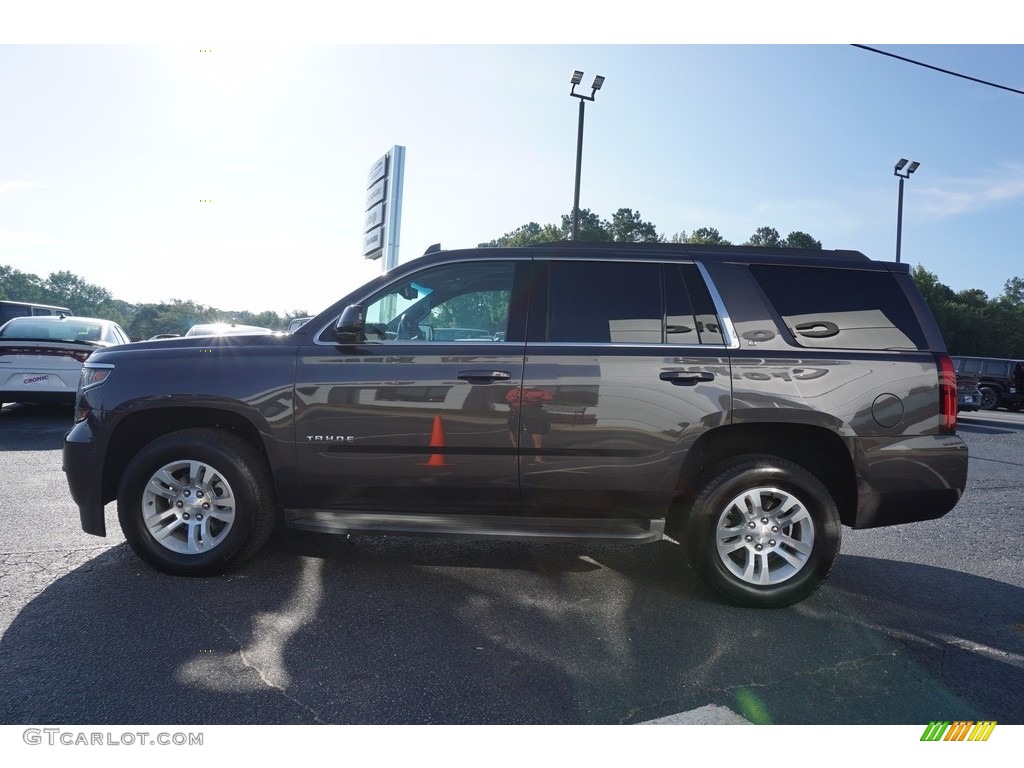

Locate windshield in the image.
[0,318,107,343]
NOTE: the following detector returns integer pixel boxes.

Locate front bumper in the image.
[63,422,107,537]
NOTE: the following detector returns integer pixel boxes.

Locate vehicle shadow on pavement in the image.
[0,536,1019,725]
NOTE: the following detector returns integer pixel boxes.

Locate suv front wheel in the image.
[686,455,841,608]
[117,428,277,576]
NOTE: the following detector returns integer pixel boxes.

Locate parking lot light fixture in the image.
[894,158,920,264]
[569,70,605,241]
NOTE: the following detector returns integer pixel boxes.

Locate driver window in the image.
[363,261,515,343]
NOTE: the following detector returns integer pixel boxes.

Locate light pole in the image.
[569,70,604,240]
[894,158,920,264]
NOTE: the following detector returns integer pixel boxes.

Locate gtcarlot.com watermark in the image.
[23,728,203,747]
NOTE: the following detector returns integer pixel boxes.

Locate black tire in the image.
[117,428,277,576]
[979,386,999,411]
[685,455,841,608]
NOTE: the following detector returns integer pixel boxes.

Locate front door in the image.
[293,258,529,515]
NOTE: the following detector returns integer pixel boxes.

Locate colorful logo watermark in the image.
[921,721,997,742]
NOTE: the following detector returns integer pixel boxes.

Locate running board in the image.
[285,510,665,544]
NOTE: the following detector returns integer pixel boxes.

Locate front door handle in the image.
[458,370,512,384]
[660,371,715,386]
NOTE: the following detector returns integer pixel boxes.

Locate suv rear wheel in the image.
[117,428,277,576]
[979,386,999,411]
[686,455,841,608]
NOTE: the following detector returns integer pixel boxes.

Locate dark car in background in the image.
[0,315,131,410]
[951,355,1024,411]
[0,299,73,325]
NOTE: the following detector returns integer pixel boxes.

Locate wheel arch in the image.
[669,423,858,535]
[102,406,277,506]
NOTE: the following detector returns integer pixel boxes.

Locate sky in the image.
[2,6,1024,317]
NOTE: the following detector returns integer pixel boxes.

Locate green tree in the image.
[608,208,662,243]
[747,226,784,248]
[558,209,612,241]
[479,221,561,248]
[687,227,732,245]
[96,298,134,328]
[784,231,822,249]
[284,309,312,324]
[126,299,214,339]
[912,265,955,306]
[44,270,113,316]
[0,265,47,302]
[998,276,1024,308]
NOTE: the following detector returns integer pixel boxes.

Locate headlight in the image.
[80,363,114,390]
[74,364,115,423]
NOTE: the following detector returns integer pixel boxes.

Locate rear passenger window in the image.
[546,261,661,343]
[665,264,725,345]
[539,260,725,346]
[982,360,1009,377]
[665,264,700,344]
[961,358,981,374]
[750,265,927,350]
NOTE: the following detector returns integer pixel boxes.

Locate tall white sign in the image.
[362,146,405,272]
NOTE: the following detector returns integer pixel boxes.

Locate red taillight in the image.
[0,344,91,363]
[936,353,957,434]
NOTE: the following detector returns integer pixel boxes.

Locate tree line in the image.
[3,206,1021,358]
[0,264,310,340]
[911,266,1024,359]
[478,207,822,249]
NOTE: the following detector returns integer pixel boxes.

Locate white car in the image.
[0,315,131,410]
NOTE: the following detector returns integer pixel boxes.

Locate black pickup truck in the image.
[63,242,968,608]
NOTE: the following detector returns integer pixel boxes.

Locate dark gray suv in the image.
[63,242,968,607]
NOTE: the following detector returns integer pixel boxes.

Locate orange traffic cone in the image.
[424,415,446,467]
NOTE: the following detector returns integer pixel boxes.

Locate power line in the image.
[852,44,1024,97]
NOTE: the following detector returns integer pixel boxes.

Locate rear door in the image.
[516,255,732,519]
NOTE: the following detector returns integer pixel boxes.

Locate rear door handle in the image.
[660,371,715,386]
[458,370,512,384]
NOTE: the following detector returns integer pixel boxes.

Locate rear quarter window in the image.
[749,264,927,351]
[981,360,1010,377]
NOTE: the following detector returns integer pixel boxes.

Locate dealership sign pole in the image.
[363,146,406,273]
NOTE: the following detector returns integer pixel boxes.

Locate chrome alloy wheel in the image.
[714,486,815,586]
[142,459,237,555]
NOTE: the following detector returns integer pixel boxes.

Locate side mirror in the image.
[334,305,365,343]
